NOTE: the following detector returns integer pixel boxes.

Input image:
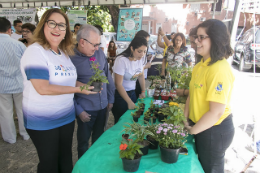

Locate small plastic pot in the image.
[133,116,139,122]
[122,156,141,172]
[147,135,159,149]
[160,146,180,163]
[91,82,102,92]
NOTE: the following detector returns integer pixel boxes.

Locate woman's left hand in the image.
[139,92,146,99]
[185,125,194,135]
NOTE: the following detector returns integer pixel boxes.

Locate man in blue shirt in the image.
[71,24,115,159]
[0,17,29,144]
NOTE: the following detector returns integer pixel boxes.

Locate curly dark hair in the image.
[172,32,186,48]
[22,23,36,33]
[197,19,233,65]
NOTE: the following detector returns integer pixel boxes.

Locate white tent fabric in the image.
[0,0,214,8]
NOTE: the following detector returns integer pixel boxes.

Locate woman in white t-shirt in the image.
[112,37,147,124]
[20,9,96,173]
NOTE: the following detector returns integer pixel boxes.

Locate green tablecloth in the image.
[72,95,204,173]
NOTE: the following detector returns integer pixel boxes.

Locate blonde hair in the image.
[32,8,74,56]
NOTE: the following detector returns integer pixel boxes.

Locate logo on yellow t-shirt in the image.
[194,83,203,89]
[215,82,223,94]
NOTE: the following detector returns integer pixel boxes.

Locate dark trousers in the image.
[191,115,234,173]
[112,89,137,124]
[26,121,75,173]
[77,108,107,159]
[135,80,141,101]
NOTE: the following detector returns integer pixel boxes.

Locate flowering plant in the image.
[155,123,187,149]
[80,57,108,91]
[119,138,143,160]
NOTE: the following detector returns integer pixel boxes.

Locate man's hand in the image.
[176,89,184,96]
[107,103,113,111]
[79,111,91,123]
[127,101,136,110]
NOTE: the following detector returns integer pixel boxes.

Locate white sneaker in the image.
[22,135,30,141]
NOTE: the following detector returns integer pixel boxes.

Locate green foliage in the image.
[155,123,187,149]
[149,100,155,110]
[88,60,109,84]
[119,138,143,160]
[167,66,192,89]
[155,64,162,74]
[131,112,137,117]
[144,110,151,119]
[164,105,186,128]
[121,122,154,143]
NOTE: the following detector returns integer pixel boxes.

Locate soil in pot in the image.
[147,135,159,149]
[122,134,129,140]
[138,109,144,115]
[122,153,142,172]
[91,81,102,92]
[138,140,150,155]
[160,146,180,163]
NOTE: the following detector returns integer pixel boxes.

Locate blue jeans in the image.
[191,114,234,173]
[77,108,107,159]
[112,90,137,124]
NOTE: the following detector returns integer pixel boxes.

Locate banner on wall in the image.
[0,9,37,25]
[67,10,87,31]
[117,8,143,42]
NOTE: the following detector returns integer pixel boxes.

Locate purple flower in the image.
[156,130,161,134]
[172,130,177,133]
[164,133,167,135]
[158,127,163,131]
[163,128,168,133]
[168,127,172,130]
[90,57,96,61]
[162,123,167,126]
[178,132,181,135]
[181,133,185,137]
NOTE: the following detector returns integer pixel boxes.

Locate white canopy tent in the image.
[0,0,214,8]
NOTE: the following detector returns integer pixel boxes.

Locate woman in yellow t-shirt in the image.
[184,19,234,173]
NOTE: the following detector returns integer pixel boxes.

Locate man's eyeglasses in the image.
[194,35,210,42]
[46,20,66,31]
[22,30,31,34]
[82,38,101,48]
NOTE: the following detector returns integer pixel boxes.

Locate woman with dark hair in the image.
[72,23,81,43]
[112,36,147,124]
[19,23,36,47]
[161,32,192,76]
[20,9,96,173]
[107,40,117,62]
[184,19,234,173]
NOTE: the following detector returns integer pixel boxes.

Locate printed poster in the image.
[67,10,87,31]
[0,8,37,25]
[117,8,143,42]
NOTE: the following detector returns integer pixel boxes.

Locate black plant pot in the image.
[122,156,141,172]
[139,140,150,155]
[147,135,158,150]
[160,146,180,163]
[144,118,150,124]
[122,134,129,140]
[158,114,166,123]
[91,82,102,92]
[152,117,157,123]
[133,116,139,122]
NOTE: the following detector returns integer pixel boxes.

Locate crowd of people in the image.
[0,7,240,173]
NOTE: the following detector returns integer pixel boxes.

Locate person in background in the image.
[20,9,96,173]
[175,27,198,97]
[11,20,23,40]
[71,24,115,159]
[19,23,36,47]
[94,25,106,52]
[72,23,81,42]
[0,17,29,144]
[184,19,235,173]
[107,40,117,62]
[161,32,192,76]
[134,30,151,99]
[112,37,147,124]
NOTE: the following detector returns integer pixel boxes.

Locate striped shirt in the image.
[0,34,26,93]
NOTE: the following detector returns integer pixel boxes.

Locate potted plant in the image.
[80,57,109,92]
[122,134,129,140]
[122,122,154,156]
[164,102,187,128]
[155,123,187,163]
[131,112,140,122]
[143,110,151,124]
[135,105,144,116]
[146,122,159,149]
[119,138,143,172]
[147,85,155,97]
[158,107,169,123]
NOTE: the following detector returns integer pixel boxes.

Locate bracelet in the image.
[162,34,166,37]
[183,89,186,96]
[142,91,145,93]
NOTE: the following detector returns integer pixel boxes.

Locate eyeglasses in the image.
[22,30,31,34]
[194,35,209,42]
[46,20,66,31]
[82,38,101,48]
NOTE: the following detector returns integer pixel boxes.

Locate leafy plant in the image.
[121,122,154,143]
[144,110,151,119]
[131,112,138,117]
[119,138,143,160]
[167,66,192,89]
[155,123,187,149]
[164,102,186,128]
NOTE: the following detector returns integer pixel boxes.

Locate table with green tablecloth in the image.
[72,95,204,173]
